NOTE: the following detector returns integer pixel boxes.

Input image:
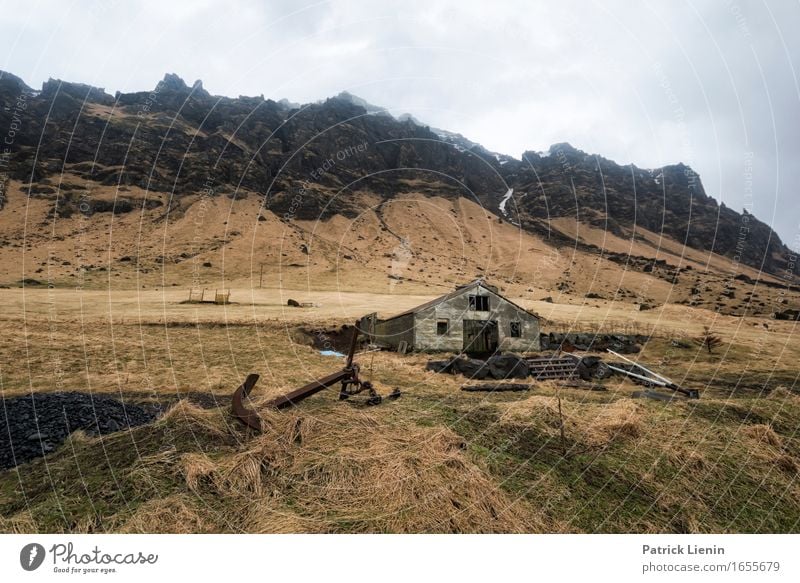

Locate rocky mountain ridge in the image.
[0,70,794,279]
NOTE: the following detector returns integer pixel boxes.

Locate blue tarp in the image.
[319,350,345,358]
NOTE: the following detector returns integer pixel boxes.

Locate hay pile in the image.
[126,405,541,533]
[768,386,800,403]
[581,400,643,447]
[120,495,219,534]
[741,424,782,448]
[0,512,38,534]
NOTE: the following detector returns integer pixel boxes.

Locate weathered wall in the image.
[414,308,463,352]
[373,313,415,349]
[497,314,540,352]
[415,284,540,352]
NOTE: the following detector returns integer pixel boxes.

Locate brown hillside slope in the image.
[1,180,798,317]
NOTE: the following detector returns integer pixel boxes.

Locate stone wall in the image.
[412,284,540,352]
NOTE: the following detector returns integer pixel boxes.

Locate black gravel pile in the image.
[1,392,161,470]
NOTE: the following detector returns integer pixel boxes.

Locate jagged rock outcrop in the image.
[0,70,794,276]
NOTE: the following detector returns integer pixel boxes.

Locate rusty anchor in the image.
[231,321,399,431]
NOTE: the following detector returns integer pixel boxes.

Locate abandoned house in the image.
[363,279,540,353]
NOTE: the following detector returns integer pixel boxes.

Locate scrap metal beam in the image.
[231,321,399,431]
[267,369,352,409]
[231,373,263,431]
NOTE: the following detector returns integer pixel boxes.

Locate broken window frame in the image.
[436,319,449,335]
[468,295,489,311]
[509,321,522,338]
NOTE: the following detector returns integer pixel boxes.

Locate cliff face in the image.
[0,71,793,276]
[508,146,789,276]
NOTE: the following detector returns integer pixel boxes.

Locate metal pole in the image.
[345,322,360,369]
[607,349,673,385]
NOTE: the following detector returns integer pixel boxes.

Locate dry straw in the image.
[142,405,548,533]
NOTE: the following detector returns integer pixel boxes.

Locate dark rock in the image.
[425,359,455,373]
[594,362,613,379]
[576,361,593,381]
[610,343,641,354]
[451,357,491,380]
[487,353,529,379]
[773,309,800,321]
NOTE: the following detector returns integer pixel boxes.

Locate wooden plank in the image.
[557,381,608,392]
[461,383,532,392]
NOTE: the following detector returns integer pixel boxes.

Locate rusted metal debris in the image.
[231,373,263,431]
[231,322,400,431]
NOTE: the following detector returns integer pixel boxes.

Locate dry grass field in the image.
[1,285,799,533]
[2,175,799,534]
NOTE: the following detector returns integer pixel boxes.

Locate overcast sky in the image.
[2,0,799,249]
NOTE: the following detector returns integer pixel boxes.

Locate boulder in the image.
[425,359,455,373]
[611,343,641,354]
[487,353,529,379]
[452,357,491,380]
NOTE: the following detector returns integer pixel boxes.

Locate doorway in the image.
[463,320,498,354]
